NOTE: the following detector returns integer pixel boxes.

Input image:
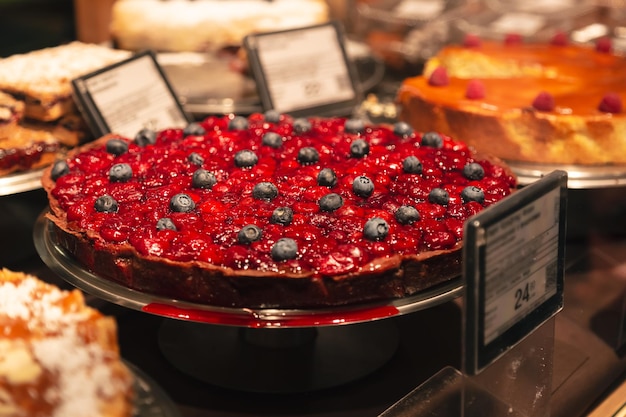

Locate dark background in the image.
[0,0,75,57]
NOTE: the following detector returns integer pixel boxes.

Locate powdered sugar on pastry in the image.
[0,42,130,102]
[0,269,134,417]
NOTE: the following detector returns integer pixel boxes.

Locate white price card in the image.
[244,22,360,117]
[463,170,566,374]
[72,51,190,138]
[483,186,560,344]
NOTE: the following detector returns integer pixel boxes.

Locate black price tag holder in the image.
[243,21,362,118]
[379,170,567,417]
[72,50,191,139]
[461,169,567,417]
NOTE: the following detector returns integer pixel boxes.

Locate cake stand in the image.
[0,168,45,196]
[34,211,462,393]
[127,361,182,417]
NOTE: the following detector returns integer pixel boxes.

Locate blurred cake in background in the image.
[109,0,330,53]
[354,0,460,73]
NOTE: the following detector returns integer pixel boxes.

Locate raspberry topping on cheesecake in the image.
[598,92,623,113]
[43,113,516,308]
[428,66,450,87]
[465,80,486,100]
[532,91,556,112]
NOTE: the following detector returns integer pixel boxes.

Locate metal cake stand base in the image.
[157,318,399,393]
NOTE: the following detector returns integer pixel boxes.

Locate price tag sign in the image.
[72,50,190,139]
[463,170,567,374]
[244,21,361,117]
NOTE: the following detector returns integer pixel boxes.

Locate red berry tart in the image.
[398,35,626,165]
[41,113,516,308]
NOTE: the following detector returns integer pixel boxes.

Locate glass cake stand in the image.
[127,361,182,417]
[508,161,626,189]
[34,211,462,392]
[0,168,45,196]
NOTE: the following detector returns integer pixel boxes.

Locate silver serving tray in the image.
[0,168,45,196]
[509,161,626,189]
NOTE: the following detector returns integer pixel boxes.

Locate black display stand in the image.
[158,319,399,393]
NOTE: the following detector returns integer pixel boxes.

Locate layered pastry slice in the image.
[0,42,130,123]
[0,268,134,417]
[0,42,130,176]
[0,91,24,136]
[0,92,55,176]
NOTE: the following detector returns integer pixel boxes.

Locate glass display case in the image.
[1,1,626,416]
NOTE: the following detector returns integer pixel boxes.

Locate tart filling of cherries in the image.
[44,112,516,307]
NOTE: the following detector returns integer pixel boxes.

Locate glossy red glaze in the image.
[142,302,400,327]
[50,114,515,277]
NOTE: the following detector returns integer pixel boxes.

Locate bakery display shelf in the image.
[126,361,182,417]
[0,167,45,196]
[508,160,626,189]
[34,210,462,328]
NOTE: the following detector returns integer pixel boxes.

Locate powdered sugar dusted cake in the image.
[0,269,134,417]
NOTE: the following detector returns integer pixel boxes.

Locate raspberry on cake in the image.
[0,92,60,176]
[397,34,626,165]
[42,113,516,309]
[0,268,134,417]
